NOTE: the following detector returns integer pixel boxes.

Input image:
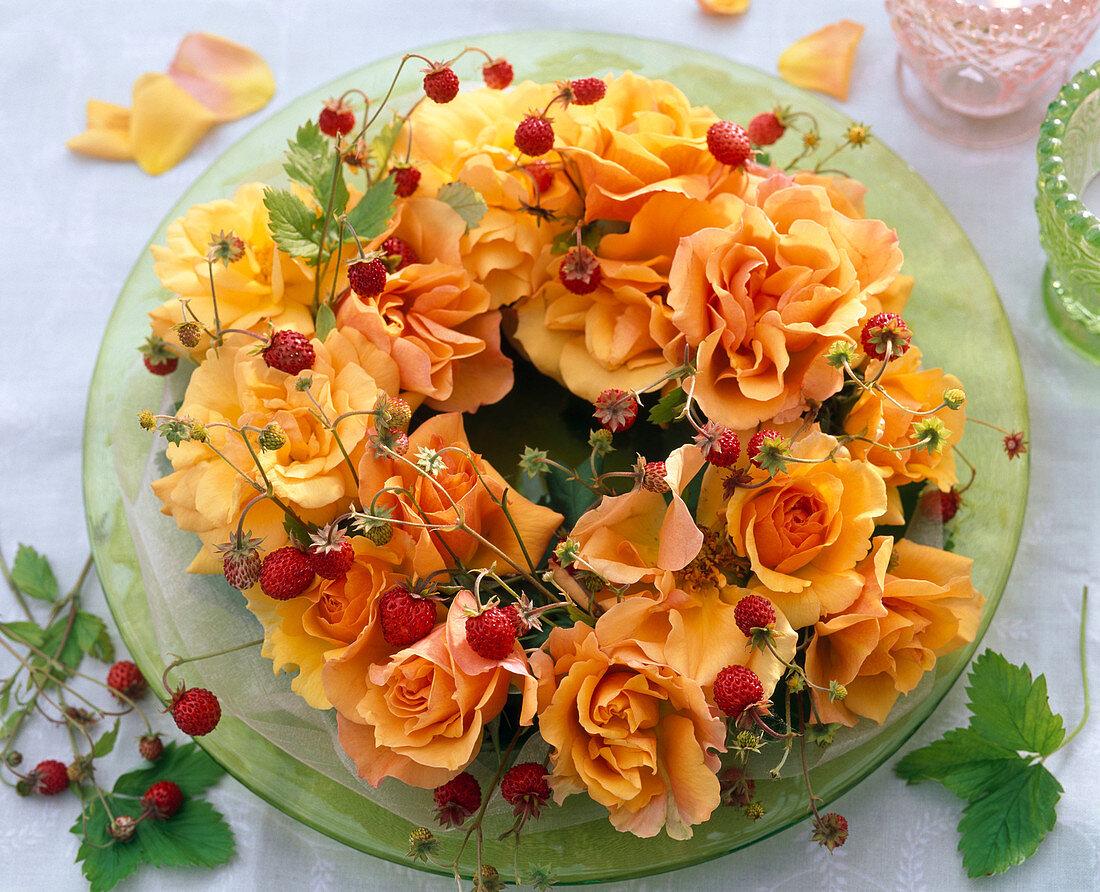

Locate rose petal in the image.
[168,32,275,122]
[778,20,865,101]
[65,100,134,161]
[696,0,750,13]
[130,72,217,175]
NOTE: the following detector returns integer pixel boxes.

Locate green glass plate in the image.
[83,31,1028,885]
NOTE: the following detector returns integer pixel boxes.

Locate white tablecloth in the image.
[2,2,1098,889]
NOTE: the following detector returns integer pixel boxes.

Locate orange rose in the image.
[337,198,513,412]
[356,413,562,575]
[324,590,535,788]
[151,328,400,573]
[663,176,904,428]
[842,347,965,523]
[805,537,984,725]
[701,430,886,629]
[149,183,317,357]
[251,529,446,710]
[530,610,726,839]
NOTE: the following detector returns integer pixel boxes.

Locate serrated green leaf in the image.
[40,610,108,679]
[72,795,145,892]
[93,719,120,758]
[315,303,336,342]
[546,456,602,529]
[284,120,349,218]
[0,707,28,740]
[369,115,406,171]
[0,621,46,649]
[264,188,321,263]
[436,181,487,230]
[896,727,1026,799]
[113,741,226,798]
[648,387,687,425]
[11,544,58,601]
[967,649,1065,756]
[958,761,1062,878]
[344,176,396,242]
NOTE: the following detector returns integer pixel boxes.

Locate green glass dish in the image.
[84,31,1028,885]
[1036,60,1100,363]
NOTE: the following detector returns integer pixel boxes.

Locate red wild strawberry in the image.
[318,97,355,137]
[32,759,69,796]
[168,686,221,736]
[558,245,602,294]
[500,603,529,637]
[142,780,183,819]
[641,461,670,493]
[262,330,315,375]
[432,772,481,828]
[390,165,421,198]
[482,58,514,90]
[860,312,912,361]
[734,594,776,637]
[593,388,639,433]
[812,812,850,851]
[140,336,178,376]
[706,120,752,167]
[500,762,551,820]
[423,64,460,103]
[514,113,555,157]
[526,160,554,193]
[565,77,607,105]
[259,546,315,600]
[139,734,164,762]
[465,606,517,660]
[106,660,147,700]
[216,533,263,591]
[695,423,741,467]
[307,533,354,580]
[921,488,962,523]
[379,585,436,647]
[381,236,419,270]
[713,664,764,718]
[747,429,782,461]
[747,111,786,146]
[347,256,388,298]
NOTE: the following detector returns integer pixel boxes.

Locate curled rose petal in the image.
[168,32,276,122]
[130,72,218,175]
[778,20,865,101]
[65,100,134,161]
[697,0,750,13]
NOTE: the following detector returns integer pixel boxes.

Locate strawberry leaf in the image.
[343,175,396,243]
[958,761,1062,878]
[72,795,145,892]
[264,188,321,264]
[283,120,349,218]
[11,544,57,601]
[112,741,225,798]
[436,181,487,230]
[369,115,405,171]
[92,719,120,758]
[966,649,1065,756]
[314,303,336,342]
[647,387,686,425]
[896,727,1025,799]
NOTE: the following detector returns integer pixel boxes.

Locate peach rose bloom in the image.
[357,413,562,575]
[529,612,726,839]
[149,183,317,357]
[842,347,965,523]
[700,430,886,629]
[663,175,904,429]
[152,329,400,573]
[805,537,984,726]
[324,591,536,788]
[570,445,706,586]
[406,81,580,308]
[337,198,513,412]
[250,529,446,710]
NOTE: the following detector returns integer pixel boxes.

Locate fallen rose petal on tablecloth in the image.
[65,100,134,161]
[130,72,218,175]
[168,32,276,121]
[777,20,865,101]
[696,0,750,14]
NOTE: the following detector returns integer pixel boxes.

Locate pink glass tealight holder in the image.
[886,0,1100,148]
